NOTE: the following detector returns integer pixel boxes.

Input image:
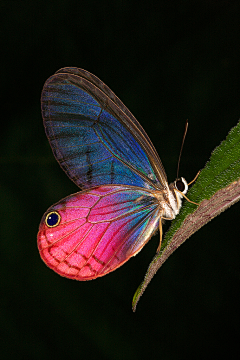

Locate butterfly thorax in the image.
[154,177,188,221]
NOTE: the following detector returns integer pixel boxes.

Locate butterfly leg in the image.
[157,215,176,253]
[188,170,200,186]
[157,218,163,253]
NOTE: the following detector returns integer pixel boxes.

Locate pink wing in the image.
[37,185,160,280]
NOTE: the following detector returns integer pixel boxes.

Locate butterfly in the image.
[37,67,191,280]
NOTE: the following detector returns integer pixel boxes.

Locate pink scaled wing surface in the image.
[38,185,160,280]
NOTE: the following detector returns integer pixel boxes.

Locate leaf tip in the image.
[132,283,142,312]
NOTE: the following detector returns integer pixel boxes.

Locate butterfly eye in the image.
[176,180,185,192]
[175,177,188,194]
[45,211,61,228]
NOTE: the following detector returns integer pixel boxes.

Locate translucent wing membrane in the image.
[41,67,167,190]
[37,185,160,280]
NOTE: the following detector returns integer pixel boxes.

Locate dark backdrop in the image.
[1,1,240,359]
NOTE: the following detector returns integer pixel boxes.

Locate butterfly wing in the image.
[37,185,160,280]
[41,67,167,190]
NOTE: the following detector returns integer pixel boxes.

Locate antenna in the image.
[176,120,188,179]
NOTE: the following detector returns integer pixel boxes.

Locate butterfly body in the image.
[38,68,188,280]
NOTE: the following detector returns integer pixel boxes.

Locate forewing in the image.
[41,67,167,190]
[37,185,160,280]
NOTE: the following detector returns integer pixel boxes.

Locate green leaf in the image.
[132,120,240,312]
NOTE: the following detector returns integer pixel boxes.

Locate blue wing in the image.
[41,67,167,190]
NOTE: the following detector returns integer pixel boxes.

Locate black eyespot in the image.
[45,211,61,228]
[175,179,185,192]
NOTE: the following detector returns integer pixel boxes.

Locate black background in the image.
[1,1,240,359]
